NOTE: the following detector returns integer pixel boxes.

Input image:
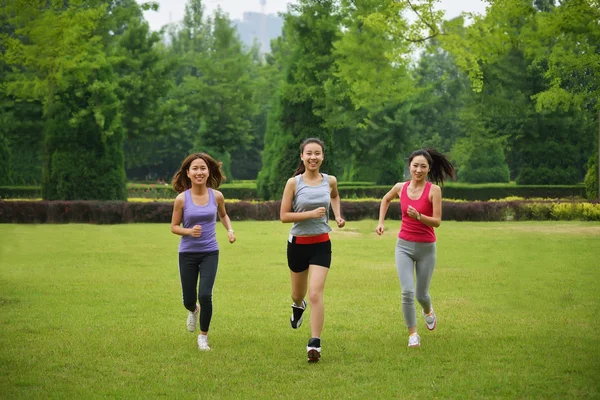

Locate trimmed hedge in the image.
[339,184,586,201]
[2,200,599,224]
[0,185,259,201]
[1,183,587,201]
[0,186,41,199]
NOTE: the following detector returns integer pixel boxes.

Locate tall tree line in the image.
[1,0,598,200]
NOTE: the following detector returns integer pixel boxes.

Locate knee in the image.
[198,294,212,305]
[401,290,415,304]
[183,300,197,312]
[416,293,430,305]
[308,290,322,305]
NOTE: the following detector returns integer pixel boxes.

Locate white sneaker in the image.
[187,305,199,332]
[424,309,437,331]
[198,334,211,351]
[408,333,420,348]
[306,337,321,362]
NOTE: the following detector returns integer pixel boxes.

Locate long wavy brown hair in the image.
[171,153,226,193]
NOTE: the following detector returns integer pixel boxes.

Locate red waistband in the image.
[294,233,330,244]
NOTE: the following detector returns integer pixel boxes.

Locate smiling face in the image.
[186,158,210,186]
[409,155,430,182]
[301,142,324,172]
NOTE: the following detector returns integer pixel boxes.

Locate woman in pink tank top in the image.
[376,149,455,348]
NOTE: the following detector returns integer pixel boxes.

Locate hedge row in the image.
[340,184,587,201]
[1,200,598,224]
[0,183,587,201]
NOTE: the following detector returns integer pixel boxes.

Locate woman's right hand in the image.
[189,225,202,237]
[375,223,385,235]
[312,207,326,218]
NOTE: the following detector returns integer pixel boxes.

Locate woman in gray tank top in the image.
[280,138,345,363]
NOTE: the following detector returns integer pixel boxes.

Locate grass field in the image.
[1,221,599,399]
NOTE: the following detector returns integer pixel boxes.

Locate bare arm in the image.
[280,177,325,223]
[420,184,442,227]
[406,184,442,227]
[329,175,345,228]
[214,190,236,243]
[376,182,404,235]
[171,193,200,237]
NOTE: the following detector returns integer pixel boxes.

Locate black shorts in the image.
[287,238,332,273]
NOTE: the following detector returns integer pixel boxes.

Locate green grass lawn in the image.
[1,221,599,399]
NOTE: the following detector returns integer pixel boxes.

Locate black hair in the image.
[292,138,325,176]
[408,148,455,185]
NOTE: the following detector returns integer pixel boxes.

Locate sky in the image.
[140,0,488,32]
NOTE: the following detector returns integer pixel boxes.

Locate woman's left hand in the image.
[227,231,236,244]
[336,217,346,228]
[407,205,420,220]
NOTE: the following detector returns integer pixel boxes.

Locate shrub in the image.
[3,199,597,224]
[441,201,509,221]
[1,183,588,202]
[584,154,598,200]
[516,166,579,185]
[458,140,510,184]
[42,86,126,201]
[0,134,11,186]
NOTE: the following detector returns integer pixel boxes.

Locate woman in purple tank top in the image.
[170,153,236,351]
[376,149,455,349]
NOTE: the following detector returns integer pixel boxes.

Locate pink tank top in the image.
[399,181,436,243]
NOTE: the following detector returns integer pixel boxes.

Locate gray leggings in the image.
[395,238,436,328]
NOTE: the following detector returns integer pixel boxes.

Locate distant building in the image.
[233,12,283,54]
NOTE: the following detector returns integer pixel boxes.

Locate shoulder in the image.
[396,181,408,191]
[174,192,186,206]
[327,174,337,185]
[285,177,298,188]
[212,189,225,202]
[429,184,442,197]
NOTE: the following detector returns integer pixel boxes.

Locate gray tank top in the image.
[290,173,332,236]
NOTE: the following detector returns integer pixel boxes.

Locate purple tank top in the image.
[178,189,219,253]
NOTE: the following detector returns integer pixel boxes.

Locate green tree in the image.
[2,1,127,200]
[409,36,472,155]
[1,6,44,185]
[0,132,10,185]
[443,0,599,184]
[231,42,283,180]
[257,0,342,200]
[455,137,510,183]
[194,9,255,156]
[323,0,444,184]
[0,99,44,185]
[584,153,598,199]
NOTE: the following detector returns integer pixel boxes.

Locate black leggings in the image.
[178,251,219,332]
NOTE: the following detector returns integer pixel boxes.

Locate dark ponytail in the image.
[292,138,325,177]
[409,148,455,185]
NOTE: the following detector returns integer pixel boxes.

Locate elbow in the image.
[433,220,441,228]
[170,225,178,234]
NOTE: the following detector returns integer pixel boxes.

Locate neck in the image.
[190,184,208,195]
[411,178,426,188]
[303,170,320,179]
